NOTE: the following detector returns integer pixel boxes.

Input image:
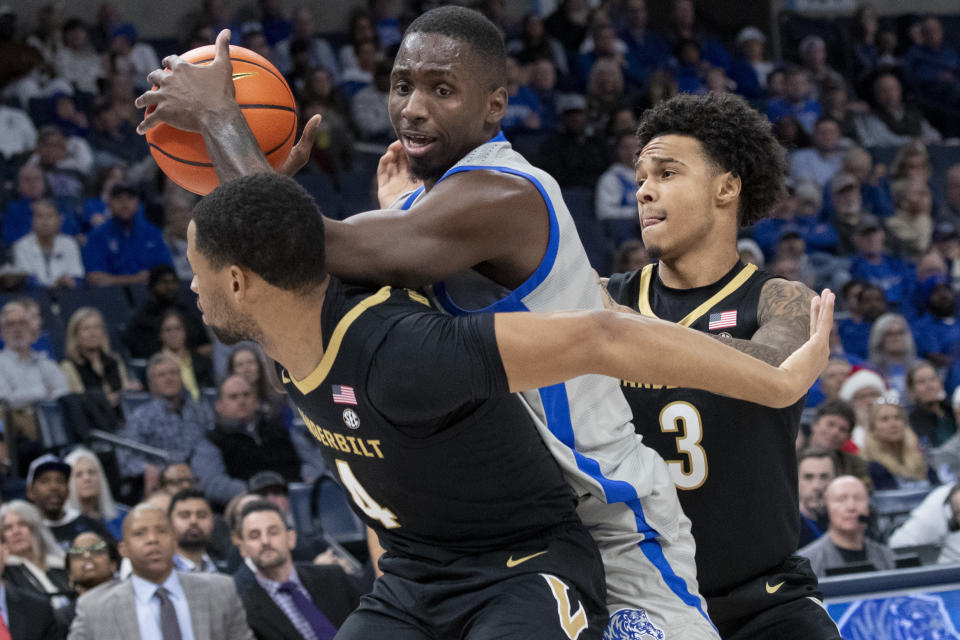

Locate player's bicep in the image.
[366,312,510,424]
[751,279,816,357]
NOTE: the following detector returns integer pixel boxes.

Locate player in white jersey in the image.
[134,8,818,638]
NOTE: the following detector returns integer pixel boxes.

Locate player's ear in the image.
[715,171,741,208]
[229,265,247,300]
[486,86,508,125]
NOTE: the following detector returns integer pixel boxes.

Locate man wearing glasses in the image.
[56,532,120,632]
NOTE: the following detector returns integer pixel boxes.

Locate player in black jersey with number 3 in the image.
[186,172,832,640]
[604,93,842,639]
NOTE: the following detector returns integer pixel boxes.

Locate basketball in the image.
[145,45,297,195]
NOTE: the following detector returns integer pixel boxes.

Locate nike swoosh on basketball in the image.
[232,72,257,80]
[506,550,548,568]
[765,581,785,594]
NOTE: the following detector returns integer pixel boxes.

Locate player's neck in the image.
[260,276,332,381]
[656,244,740,289]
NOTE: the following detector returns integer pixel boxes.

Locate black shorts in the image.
[707,555,842,640]
[336,526,608,640]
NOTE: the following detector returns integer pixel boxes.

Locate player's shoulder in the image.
[607,266,650,307]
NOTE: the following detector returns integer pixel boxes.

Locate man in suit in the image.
[234,500,360,640]
[68,503,253,640]
[0,534,59,640]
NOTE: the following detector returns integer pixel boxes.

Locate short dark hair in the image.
[192,173,327,292]
[635,92,786,226]
[168,488,209,516]
[815,399,855,429]
[798,446,838,472]
[238,499,286,534]
[403,6,507,90]
[858,283,886,303]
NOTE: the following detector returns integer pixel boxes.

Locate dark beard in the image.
[646,245,662,261]
[408,158,448,185]
[210,323,258,346]
[177,535,208,552]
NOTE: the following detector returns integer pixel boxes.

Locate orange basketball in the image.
[145,45,297,195]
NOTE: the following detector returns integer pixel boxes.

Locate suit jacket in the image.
[68,571,254,640]
[6,583,59,640]
[236,564,360,640]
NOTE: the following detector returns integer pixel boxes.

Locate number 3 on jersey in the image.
[335,459,401,529]
[658,402,708,490]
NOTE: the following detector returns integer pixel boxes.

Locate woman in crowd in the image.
[54,531,121,631]
[64,447,128,540]
[157,309,214,401]
[863,400,939,490]
[60,307,139,408]
[906,361,957,449]
[508,11,569,76]
[868,313,918,398]
[0,500,70,606]
[226,344,287,424]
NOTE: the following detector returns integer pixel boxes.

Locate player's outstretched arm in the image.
[495,289,835,409]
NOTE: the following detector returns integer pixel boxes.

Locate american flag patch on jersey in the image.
[708,310,738,330]
[332,385,357,405]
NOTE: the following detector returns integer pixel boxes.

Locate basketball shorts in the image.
[707,555,842,640]
[336,525,608,640]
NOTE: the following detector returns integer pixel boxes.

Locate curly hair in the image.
[635,92,786,226]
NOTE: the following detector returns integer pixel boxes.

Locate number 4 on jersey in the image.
[658,401,708,490]
[335,459,401,529]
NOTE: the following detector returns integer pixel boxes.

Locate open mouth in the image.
[401,133,437,157]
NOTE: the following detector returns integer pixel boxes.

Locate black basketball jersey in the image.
[606,262,804,596]
[279,278,582,564]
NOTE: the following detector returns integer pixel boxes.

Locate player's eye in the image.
[436,85,452,97]
[393,82,410,94]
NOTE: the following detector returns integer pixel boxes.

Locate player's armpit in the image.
[324,170,549,288]
[496,289,834,409]
[714,278,816,366]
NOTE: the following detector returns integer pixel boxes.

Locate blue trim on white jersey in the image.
[400,187,424,210]
[429,165,560,315]
[638,537,716,629]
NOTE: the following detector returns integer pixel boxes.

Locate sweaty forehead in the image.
[394,32,474,74]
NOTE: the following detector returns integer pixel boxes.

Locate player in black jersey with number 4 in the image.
[186,172,832,640]
[604,93,842,639]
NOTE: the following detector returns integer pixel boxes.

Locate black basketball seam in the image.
[148,110,295,165]
[263,117,297,156]
[240,104,296,113]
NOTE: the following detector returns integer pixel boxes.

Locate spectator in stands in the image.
[0,500,69,607]
[797,35,844,99]
[856,72,941,148]
[26,454,114,549]
[105,22,159,93]
[349,58,393,142]
[807,358,852,407]
[889,482,960,564]
[60,307,138,409]
[616,0,669,91]
[664,0,730,72]
[797,448,836,549]
[156,463,196,497]
[798,475,895,576]
[10,198,84,290]
[0,301,68,460]
[88,100,150,170]
[789,117,845,189]
[912,277,960,369]
[729,26,773,101]
[807,400,870,481]
[158,310,214,402]
[191,375,301,507]
[117,353,214,496]
[891,139,933,187]
[595,133,640,247]
[225,344,286,424]
[544,0,590,54]
[864,398,940,491]
[903,16,960,115]
[296,64,352,123]
[80,165,125,230]
[849,216,915,311]
[826,171,867,255]
[0,101,37,160]
[538,93,608,188]
[125,264,211,359]
[766,67,821,134]
[772,114,810,151]
[273,8,339,81]
[70,502,255,640]
[3,164,80,248]
[528,58,560,133]
[64,447,128,542]
[169,488,218,573]
[31,125,93,194]
[56,531,120,631]
[234,499,360,638]
[868,313,918,398]
[501,57,542,137]
[819,84,863,145]
[246,472,329,564]
[671,39,707,95]
[839,368,887,449]
[840,146,893,220]
[508,12,568,78]
[162,186,196,282]
[887,178,934,260]
[239,21,277,66]
[338,9,379,76]
[940,165,960,230]
[55,19,103,95]
[83,183,173,287]
[907,361,957,450]
[849,3,880,82]
[641,68,679,111]
[611,239,649,274]
[576,21,627,91]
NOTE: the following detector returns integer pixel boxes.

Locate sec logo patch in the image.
[342,408,361,429]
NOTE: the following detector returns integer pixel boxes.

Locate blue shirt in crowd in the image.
[849,254,915,310]
[82,216,172,276]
